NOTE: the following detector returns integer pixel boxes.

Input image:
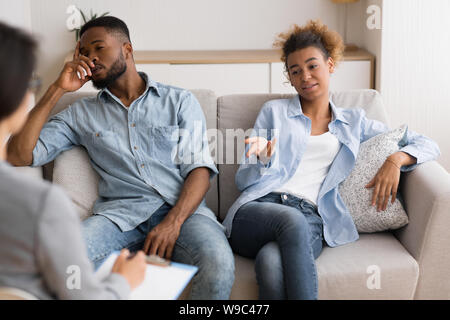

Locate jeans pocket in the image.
[299,200,318,214]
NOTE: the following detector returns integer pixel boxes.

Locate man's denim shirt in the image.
[222,95,440,247]
[32,73,220,232]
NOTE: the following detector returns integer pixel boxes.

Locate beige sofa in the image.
[25,88,450,299]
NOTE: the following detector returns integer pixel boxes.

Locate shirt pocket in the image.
[149,125,180,167]
[90,130,124,169]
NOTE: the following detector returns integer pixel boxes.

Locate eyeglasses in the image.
[28,75,42,94]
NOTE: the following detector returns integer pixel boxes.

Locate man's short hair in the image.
[80,16,131,43]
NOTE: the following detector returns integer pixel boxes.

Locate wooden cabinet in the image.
[76,48,374,95]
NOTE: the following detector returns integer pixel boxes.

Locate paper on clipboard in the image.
[95,252,198,300]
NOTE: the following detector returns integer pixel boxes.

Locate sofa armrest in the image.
[395,161,450,299]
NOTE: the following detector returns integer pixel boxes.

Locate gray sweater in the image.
[0,161,130,299]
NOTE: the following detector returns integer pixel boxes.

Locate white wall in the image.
[361,0,382,92]
[22,0,350,98]
[3,0,448,170]
[2,0,369,97]
[379,0,450,171]
[0,0,31,30]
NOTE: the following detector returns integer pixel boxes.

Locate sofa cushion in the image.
[53,146,98,221]
[51,89,219,219]
[316,233,418,299]
[229,254,259,300]
[230,233,419,300]
[217,89,390,221]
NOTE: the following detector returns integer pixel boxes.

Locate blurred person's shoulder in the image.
[0,162,71,221]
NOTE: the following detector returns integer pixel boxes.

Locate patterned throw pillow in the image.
[339,125,409,233]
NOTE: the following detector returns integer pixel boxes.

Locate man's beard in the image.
[92,52,127,90]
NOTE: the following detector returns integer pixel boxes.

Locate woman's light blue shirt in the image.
[223,95,440,247]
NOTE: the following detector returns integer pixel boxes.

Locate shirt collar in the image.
[287,94,349,125]
[97,71,160,102]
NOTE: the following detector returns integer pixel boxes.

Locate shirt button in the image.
[96,133,99,137]
[141,164,145,168]
[134,146,138,150]
[131,123,136,127]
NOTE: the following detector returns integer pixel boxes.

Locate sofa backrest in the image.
[48,89,220,219]
[216,89,389,221]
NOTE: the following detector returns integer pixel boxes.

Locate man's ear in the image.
[328,57,335,74]
[123,42,133,60]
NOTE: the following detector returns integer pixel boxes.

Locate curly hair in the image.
[273,20,345,70]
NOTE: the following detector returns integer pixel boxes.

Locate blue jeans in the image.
[82,203,235,300]
[229,192,324,300]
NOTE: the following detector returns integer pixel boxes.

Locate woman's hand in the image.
[245,136,277,158]
[365,159,401,211]
[111,249,147,290]
[365,152,416,211]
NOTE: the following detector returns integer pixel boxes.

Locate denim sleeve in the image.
[177,91,218,179]
[360,109,441,172]
[32,106,80,167]
[35,185,130,300]
[235,104,278,192]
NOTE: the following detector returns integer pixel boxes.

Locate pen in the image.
[145,254,171,267]
[126,252,171,267]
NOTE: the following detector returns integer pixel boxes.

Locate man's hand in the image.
[143,213,181,260]
[142,167,211,260]
[245,136,277,158]
[54,41,95,93]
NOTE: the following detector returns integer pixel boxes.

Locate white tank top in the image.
[275,131,341,205]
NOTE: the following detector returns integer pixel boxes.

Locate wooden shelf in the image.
[132,48,374,65]
[67,47,375,91]
[67,48,375,64]
[133,49,282,64]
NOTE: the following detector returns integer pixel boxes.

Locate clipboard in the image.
[95,251,198,300]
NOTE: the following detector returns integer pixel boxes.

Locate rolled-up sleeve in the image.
[397,129,441,172]
[32,106,79,167]
[177,91,218,179]
[360,109,440,172]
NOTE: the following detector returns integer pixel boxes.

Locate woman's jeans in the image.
[229,192,324,300]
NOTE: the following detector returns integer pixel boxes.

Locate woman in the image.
[0,22,146,299]
[223,20,440,300]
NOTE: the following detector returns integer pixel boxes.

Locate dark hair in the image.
[285,31,330,60]
[80,16,131,43]
[0,22,37,121]
[274,20,345,70]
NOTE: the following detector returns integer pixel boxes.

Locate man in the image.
[7,16,234,299]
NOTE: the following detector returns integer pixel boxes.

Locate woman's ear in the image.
[327,57,335,74]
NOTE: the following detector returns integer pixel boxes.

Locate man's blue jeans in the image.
[82,203,235,300]
[229,192,324,300]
